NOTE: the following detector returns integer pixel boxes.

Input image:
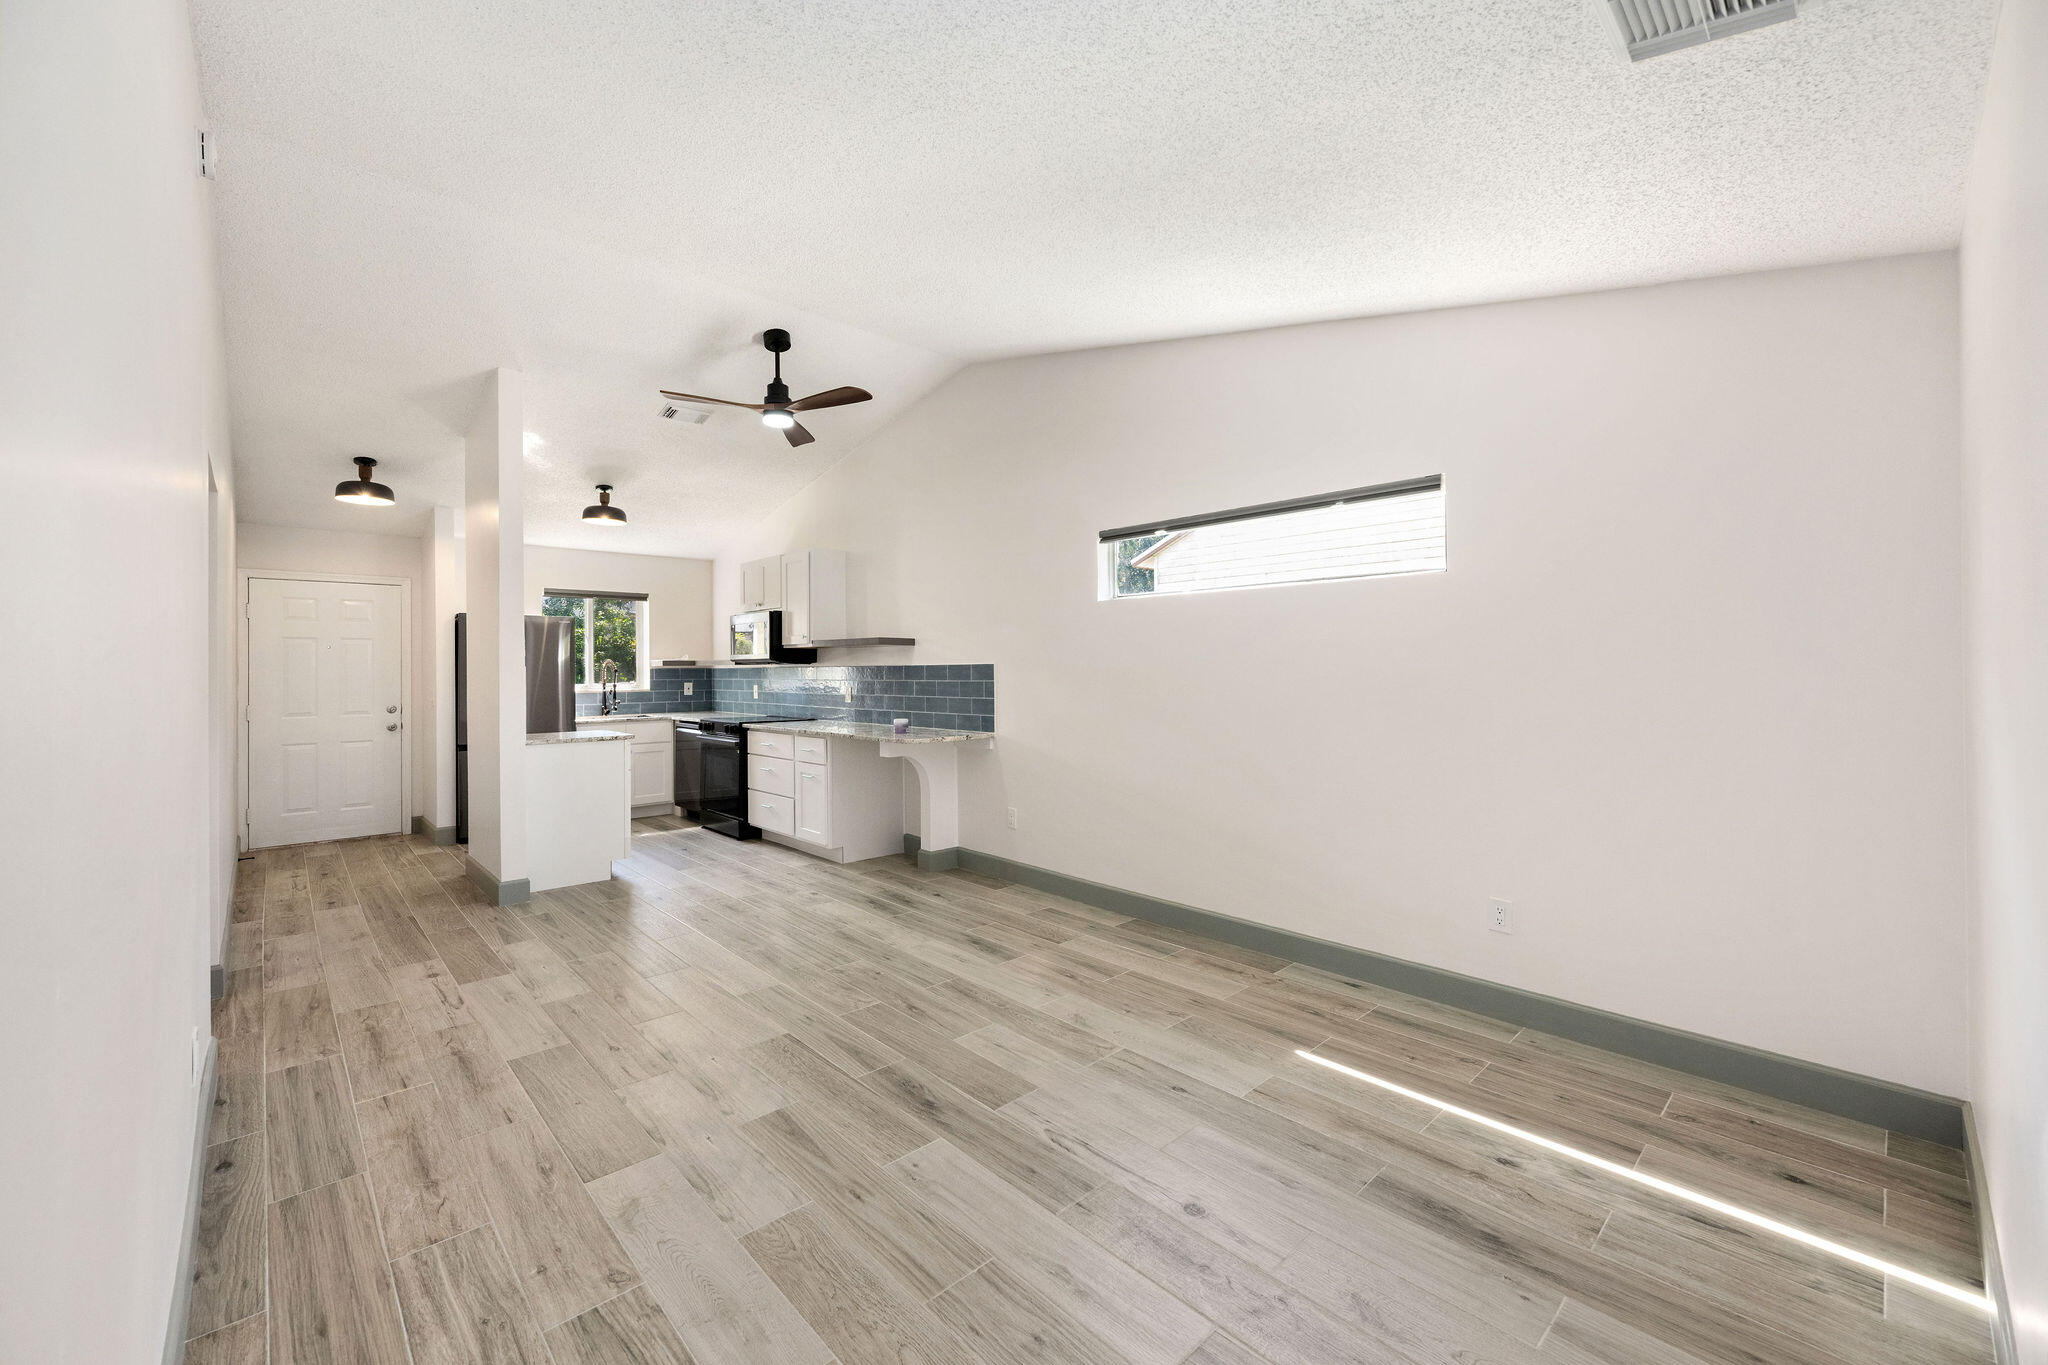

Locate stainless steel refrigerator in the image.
[454,613,576,844]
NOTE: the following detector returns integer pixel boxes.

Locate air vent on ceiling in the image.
[1601,0,1796,60]
[659,400,710,424]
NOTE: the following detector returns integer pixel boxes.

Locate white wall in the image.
[719,254,1970,1094]
[0,0,235,1358]
[1960,0,2048,1356]
[238,519,425,580]
[525,543,715,666]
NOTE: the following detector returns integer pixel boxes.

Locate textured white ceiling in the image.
[193,0,1996,548]
[210,128,954,549]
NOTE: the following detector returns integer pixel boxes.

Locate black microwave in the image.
[729,610,818,665]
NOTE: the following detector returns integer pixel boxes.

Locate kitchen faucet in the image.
[598,659,620,716]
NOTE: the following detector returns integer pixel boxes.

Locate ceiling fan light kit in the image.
[659,326,873,449]
[582,483,626,524]
[333,456,395,505]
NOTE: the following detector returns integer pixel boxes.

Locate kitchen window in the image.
[1099,475,1445,599]
[541,589,647,688]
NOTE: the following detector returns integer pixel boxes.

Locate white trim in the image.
[237,568,414,850]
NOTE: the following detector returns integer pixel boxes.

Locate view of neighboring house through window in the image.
[541,592,645,686]
[1100,476,1445,599]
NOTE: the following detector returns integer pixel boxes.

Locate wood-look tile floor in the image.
[187,818,1994,1365]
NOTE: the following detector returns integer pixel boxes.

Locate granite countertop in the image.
[576,711,750,724]
[750,720,994,744]
[528,728,630,745]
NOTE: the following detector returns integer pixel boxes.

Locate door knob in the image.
[386,705,398,713]
[386,722,399,731]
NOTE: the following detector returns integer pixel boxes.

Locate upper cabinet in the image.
[739,556,783,612]
[780,550,846,647]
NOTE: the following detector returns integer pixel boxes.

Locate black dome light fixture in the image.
[582,483,626,525]
[333,457,395,506]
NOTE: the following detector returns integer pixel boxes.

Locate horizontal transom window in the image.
[1100,476,1445,599]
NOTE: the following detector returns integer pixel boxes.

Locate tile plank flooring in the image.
[192,817,1992,1364]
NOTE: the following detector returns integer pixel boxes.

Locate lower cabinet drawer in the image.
[747,789,795,835]
[747,729,795,760]
[750,755,795,797]
[793,735,830,766]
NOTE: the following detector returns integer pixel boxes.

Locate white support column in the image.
[463,369,529,903]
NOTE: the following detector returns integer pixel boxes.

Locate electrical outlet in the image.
[683,682,693,696]
[752,683,759,700]
[1006,807,1019,830]
[1489,898,1514,934]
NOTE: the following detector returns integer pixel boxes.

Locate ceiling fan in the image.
[660,328,871,447]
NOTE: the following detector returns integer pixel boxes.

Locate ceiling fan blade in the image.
[783,420,816,448]
[787,386,872,412]
[659,389,766,411]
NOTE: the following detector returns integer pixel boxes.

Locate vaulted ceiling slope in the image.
[193,0,1996,547]
[207,128,956,549]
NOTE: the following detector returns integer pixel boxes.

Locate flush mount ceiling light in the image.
[582,484,626,525]
[659,327,873,448]
[333,457,395,505]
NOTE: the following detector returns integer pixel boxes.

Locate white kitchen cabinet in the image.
[739,556,783,612]
[778,550,846,646]
[794,762,831,845]
[578,717,674,812]
[746,729,902,862]
[630,743,671,807]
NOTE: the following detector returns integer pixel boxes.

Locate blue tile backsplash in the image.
[575,663,995,732]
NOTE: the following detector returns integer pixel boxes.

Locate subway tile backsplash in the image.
[575,663,995,732]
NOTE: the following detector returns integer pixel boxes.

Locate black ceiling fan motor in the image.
[761,329,792,404]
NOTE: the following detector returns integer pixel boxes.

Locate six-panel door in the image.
[246,578,403,847]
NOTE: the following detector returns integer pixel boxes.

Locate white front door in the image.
[247,578,404,848]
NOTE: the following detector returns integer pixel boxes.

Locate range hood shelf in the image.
[810,637,916,648]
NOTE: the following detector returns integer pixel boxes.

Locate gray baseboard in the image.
[952,848,1966,1148]
[464,855,531,907]
[411,815,458,846]
[1963,1104,2020,1364]
[902,833,960,871]
[162,1037,219,1365]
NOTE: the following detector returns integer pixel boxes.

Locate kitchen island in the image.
[526,728,630,892]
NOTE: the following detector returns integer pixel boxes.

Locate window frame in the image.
[1097,474,1445,601]
[540,590,649,691]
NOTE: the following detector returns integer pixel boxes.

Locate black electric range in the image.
[672,714,814,839]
